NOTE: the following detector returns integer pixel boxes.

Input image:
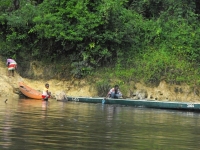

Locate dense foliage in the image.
[0,0,200,87]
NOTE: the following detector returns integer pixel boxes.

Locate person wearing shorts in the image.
[6,59,17,77]
[42,83,51,101]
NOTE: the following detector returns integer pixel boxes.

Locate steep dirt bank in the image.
[0,58,200,102]
[133,81,199,102]
[0,72,97,100]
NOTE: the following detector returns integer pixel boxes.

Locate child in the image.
[42,83,51,101]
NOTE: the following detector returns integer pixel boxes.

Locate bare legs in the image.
[8,70,15,77]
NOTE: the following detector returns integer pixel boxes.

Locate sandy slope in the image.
[0,58,97,100]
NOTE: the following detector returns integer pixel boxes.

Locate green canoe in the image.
[67,96,200,111]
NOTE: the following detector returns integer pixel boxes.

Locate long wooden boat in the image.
[19,82,42,100]
[67,96,200,111]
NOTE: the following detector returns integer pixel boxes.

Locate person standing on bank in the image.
[6,58,17,77]
[106,85,122,99]
[42,83,51,101]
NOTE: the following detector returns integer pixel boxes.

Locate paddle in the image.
[102,98,106,104]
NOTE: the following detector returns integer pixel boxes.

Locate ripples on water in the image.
[0,98,200,150]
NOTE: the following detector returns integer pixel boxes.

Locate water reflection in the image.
[2,108,12,149]
[42,101,49,120]
[0,99,200,150]
[42,101,48,110]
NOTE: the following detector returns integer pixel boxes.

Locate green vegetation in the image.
[1,0,200,91]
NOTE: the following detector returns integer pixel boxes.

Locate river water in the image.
[0,98,200,150]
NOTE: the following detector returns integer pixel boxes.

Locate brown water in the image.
[0,98,200,150]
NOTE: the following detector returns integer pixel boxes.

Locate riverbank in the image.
[0,58,200,102]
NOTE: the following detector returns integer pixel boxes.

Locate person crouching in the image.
[106,85,122,99]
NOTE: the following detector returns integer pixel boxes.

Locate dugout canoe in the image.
[67,96,200,111]
[19,82,42,100]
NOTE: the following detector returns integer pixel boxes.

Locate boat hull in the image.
[19,82,42,100]
[67,97,200,111]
